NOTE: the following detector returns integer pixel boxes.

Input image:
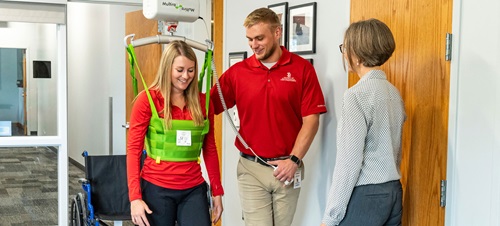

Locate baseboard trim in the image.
[69,157,85,171]
[45,146,84,171]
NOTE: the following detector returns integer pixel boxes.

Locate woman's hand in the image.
[320,223,327,226]
[130,199,152,226]
[211,195,223,224]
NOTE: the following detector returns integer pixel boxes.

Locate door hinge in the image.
[440,180,447,207]
[445,33,452,61]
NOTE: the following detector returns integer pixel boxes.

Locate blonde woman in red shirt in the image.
[127,40,223,226]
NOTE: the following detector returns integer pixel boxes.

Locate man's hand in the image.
[211,195,223,224]
[268,159,298,186]
[130,199,152,226]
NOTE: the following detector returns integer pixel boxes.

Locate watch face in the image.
[290,155,300,164]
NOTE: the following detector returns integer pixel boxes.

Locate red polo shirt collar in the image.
[248,46,292,68]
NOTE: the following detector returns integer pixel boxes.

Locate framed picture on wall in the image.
[227,51,247,129]
[268,2,288,49]
[288,2,317,54]
[228,51,247,67]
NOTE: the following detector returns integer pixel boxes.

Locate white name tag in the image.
[293,170,302,189]
[176,130,192,146]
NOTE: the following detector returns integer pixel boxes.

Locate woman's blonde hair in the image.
[344,18,395,68]
[150,40,203,129]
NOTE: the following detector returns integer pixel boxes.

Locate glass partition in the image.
[0,22,58,136]
[0,12,68,225]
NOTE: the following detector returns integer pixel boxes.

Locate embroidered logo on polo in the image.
[280,72,296,82]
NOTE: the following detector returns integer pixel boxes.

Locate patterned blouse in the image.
[322,70,406,225]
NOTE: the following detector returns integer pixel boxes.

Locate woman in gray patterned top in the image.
[321,18,407,226]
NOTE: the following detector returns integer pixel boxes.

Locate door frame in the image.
[213,0,224,176]
[445,0,462,224]
[22,49,27,135]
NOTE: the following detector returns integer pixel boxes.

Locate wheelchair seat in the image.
[71,151,134,226]
[84,154,130,221]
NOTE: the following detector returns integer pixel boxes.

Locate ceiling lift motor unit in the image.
[143,0,200,23]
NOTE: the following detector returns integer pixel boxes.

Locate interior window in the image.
[0,22,58,136]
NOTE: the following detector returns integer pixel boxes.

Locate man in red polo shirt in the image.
[210,7,327,226]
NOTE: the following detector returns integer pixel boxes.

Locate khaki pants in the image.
[237,156,303,226]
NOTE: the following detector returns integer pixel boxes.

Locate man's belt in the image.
[239,152,288,167]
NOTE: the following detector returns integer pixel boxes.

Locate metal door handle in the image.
[122,122,130,129]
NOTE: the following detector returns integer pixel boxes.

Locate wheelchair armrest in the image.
[78,178,89,184]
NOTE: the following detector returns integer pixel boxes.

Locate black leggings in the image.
[142,180,211,226]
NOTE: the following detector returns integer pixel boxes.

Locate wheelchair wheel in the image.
[78,192,88,224]
[70,194,84,226]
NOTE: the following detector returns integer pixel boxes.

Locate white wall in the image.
[222,1,350,225]
[0,22,58,135]
[34,23,59,136]
[446,0,500,225]
[67,2,140,164]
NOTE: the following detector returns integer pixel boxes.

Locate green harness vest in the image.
[126,43,213,163]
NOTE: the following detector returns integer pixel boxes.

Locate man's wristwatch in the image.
[289,155,301,166]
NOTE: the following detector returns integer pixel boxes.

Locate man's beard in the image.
[257,42,279,61]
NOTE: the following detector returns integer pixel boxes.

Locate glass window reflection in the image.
[0,22,58,136]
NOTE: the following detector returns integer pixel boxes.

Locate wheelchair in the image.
[70,150,213,226]
[70,151,134,226]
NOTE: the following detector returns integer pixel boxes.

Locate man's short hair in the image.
[243,8,281,31]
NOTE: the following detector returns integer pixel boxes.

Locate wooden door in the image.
[125,10,162,129]
[213,0,224,179]
[213,1,223,225]
[349,0,453,225]
[22,50,27,135]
